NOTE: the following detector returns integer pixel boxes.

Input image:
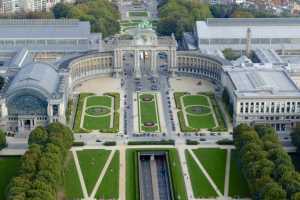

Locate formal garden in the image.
[73,93,120,133]
[174,92,227,132]
[138,93,161,132]
[185,148,250,199]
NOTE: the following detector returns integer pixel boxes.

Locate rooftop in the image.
[196,18,300,39]
[6,62,60,98]
[225,65,300,98]
[0,19,92,39]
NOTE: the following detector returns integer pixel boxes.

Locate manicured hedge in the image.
[65,99,73,124]
[103,141,116,146]
[127,140,175,145]
[72,141,85,146]
[216,139,233,145]
[186,139,199,145]
[0,130,6,150]
[173,92,189,109]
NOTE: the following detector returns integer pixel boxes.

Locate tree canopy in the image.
[52,0,120,37]
[6,123,73,200]
[157,0,212,39]
[233,124,300,199]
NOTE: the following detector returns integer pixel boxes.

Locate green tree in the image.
[52,3,72,18]
[157,0,211,39]
[231,10,254,18]
[57,0,120,37]
[28,126,48,146]
[260,181,287,200]
[222,48,239,61]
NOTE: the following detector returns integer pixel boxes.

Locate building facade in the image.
[223,65,300,134]
[1,62,67,134]
[0,0,62,14]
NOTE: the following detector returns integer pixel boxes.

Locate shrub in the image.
[103,141,116,146]
[186,139,199,145]
[173,92,189,109]
[0,129,6,150]
[72,141,85,146]
[127,140,175,145]
[216,139,233,145]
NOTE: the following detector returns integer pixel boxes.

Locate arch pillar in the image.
[134,50,141,78]
[151,50,157,76]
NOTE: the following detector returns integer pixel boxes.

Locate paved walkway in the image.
[72,150,89,199]
[177,146,195,200]
[188,149,223,197]
[90,149,116,199]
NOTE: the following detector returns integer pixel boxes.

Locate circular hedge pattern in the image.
[140,94,154,102]
[185,105,211,115]
[86,106,110,116]
[144,122,155,127]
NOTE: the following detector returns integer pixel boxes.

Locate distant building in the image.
[0,0,61,14]
[0,19,101,52]
[223,64,300,134]
[195,18,300,52]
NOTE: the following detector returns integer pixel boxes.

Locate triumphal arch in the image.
[108,21,177,77]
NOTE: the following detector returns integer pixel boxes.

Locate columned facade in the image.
[176,51,229,84]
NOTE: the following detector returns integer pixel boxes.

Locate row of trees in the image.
[6,123,73,200]
[157,0,212,39]
[234,124,300,200]
[52,0,120,37]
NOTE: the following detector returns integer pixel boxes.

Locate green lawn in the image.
[187,114,215,129]
[86,96,112,107]
[185,151,217,198]
[168,149,188,200]
[63,153,83,199]
[0,157,20,200]
[83,115,111,130]
[96,151,120,199]
[192,148,226,193]
[182,95,209,106]
[82,95,116,131]
[77,149,111,195]
[138,93,160,132]
[126,149,187,200]
[229,151,250,198]
[126,149,139,200]
[178,94,217,130]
